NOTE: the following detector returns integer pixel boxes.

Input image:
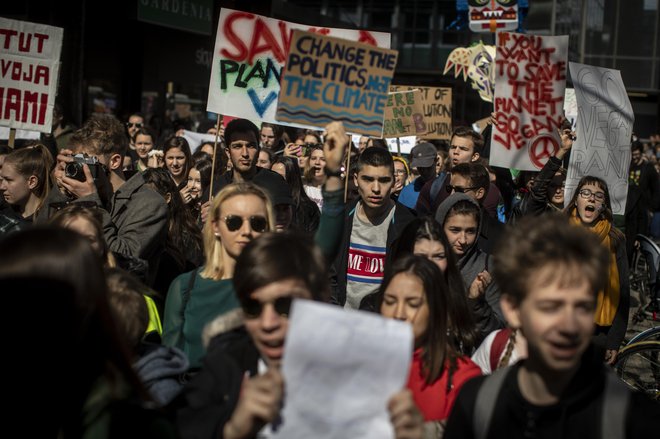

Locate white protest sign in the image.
[0,18,63,133]
[563,88,577,130]
[386,136,416,154]
[180,130,218,154]
[565,63,633,215]
[0,126,40,140]
[491,32,568,171]
[207,8,390,125]
[275,300,412,439]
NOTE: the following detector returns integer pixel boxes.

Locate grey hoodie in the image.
[436,193,505,340]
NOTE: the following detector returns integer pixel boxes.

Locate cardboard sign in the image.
[565,63,633,216]
[276,30,398,137]
[0,18,63,133]
[207,9,391,126]
[390,85,452,139]
[382,90,427,138]
[490,32,568,171]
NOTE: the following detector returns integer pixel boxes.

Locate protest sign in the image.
[382,90,427,138]
[565,63,633,215]
[385,136,416,154]
[390,85,452,139]
[180,129,217,154]
[490,32,568,171]
[275,300,412,439]
[0,17,63,133]
[563,88,577,130]
[207,9,391,126]
[276,30,398,137]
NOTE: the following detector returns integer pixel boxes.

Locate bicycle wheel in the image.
[614,340,660,400]
[627,326,660,345]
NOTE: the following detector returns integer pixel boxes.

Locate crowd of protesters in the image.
[0,104,659,438]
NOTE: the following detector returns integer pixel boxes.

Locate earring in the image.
[214,232,220,237]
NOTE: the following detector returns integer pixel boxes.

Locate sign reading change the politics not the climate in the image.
[490,32,568,172]
[276,30,398,137]
[0,17,63,133]
[565,62,633,216]
[207,8,391,126]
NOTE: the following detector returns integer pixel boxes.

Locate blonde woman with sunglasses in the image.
[162,182,275,370]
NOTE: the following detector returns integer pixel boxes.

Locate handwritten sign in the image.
[390,85,452,140]
[0,18,63,133]
[382,90,427,138]
[490,32,568,171]
[565,63,633,215]
[207,9,390,125]
[275,300,412,439]
[277,30,398,137]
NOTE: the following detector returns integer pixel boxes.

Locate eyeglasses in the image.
[394,169,407,175]
[223,215,268,233]
[579,189,606,202]
[242,296,293,319]
[229,141,258,150]
[126,122,143,128]
[446,184,477,193]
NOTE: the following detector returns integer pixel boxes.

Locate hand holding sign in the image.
[224,369,284,439]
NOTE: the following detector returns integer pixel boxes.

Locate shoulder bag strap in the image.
[474,366,511,439]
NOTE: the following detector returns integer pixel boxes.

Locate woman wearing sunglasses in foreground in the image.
[162,121,348,372]
[564,175,629,364]
[162,183,275,370]
[174,232,425,439]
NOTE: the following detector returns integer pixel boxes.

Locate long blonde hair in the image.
[201,183,275,280]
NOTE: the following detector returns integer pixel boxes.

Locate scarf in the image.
[570,209,620,326]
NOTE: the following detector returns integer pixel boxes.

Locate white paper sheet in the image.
[273,300,413,439]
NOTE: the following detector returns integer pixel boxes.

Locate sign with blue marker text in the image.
[565,62,633,216]
[207,9,391,125]
[276,30,398,137]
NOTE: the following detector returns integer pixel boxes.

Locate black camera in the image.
[65,153,101,182]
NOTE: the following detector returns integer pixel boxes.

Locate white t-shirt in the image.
[304,185,323,212]
[344,203,395,310]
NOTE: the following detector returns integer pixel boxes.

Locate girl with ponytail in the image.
[0,144,54,226]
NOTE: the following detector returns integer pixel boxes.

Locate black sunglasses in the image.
[126,122,143,128]
[242,296,293,319]
[446,184,477,193]
[223,215,268,233]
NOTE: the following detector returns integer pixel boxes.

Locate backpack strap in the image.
[490,328,512,371]
[473,366,511,439]
[429,172,447,206]
[180,267,200,322]
[601,371,630,439]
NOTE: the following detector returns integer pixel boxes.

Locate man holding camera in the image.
[37,114,168,285]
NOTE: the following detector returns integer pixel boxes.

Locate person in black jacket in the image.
[444,214,660,439]
[173,232,425,439]
[330,147,416,310]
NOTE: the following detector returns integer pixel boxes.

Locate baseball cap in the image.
[410,142,437,168]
